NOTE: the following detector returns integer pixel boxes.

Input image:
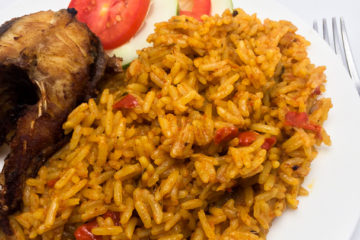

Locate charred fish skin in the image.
[0,9,107,234]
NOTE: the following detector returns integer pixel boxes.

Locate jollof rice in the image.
[10,8,332,240]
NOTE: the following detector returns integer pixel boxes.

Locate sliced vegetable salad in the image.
[69,0,234,66]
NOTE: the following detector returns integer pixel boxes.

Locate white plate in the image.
[1,0,360,239]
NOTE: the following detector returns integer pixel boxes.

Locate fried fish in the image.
[0,9,108,234]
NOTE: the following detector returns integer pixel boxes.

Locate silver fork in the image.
[313,17,360,95]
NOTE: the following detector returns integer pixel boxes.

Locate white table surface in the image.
[0,0,359,239]
[276,2,360,239]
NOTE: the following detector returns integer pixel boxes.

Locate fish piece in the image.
[0,9,108,234]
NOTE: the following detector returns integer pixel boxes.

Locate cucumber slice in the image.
[107,0,178,66]
[177,1,180,15]
[211,0,233,15]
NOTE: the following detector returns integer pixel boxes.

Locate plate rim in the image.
[1,0,360,239]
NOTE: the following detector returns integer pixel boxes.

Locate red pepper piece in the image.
[46,178,58,188]
[284,111,309,128]
[113,94,138,110]
[214,127,239,144]
[261,136,277,150]
[303,123,322,136]
[285,111,322,137]
[74,220,101,240]
[103,211,120,226]
[238,131,258,146]
[312,86,321,95]
[74,211,121,240]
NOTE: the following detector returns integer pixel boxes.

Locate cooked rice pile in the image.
[11,9,332,240]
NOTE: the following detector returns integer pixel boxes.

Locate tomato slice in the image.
[113,94,139,109]
[68,0,150,49]
[179,0,211,20]
[178,0,194,11]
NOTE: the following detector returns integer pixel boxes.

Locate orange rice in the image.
[9,8,332,240]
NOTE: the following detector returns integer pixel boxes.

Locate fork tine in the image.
[332,18,340,54]
[313,21,318,32]
[340,17,360,85]
[331,17,348,69]
[315,17,358,80]
[322,19,330,45]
